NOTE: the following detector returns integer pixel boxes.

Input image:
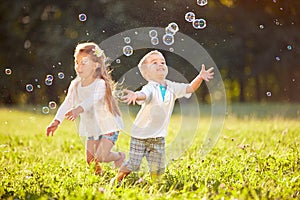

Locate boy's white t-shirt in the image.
[55,78,123,137]
[131,80,191,139]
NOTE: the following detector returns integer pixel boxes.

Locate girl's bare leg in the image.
[95,138,125,167]
[86,140,103,175]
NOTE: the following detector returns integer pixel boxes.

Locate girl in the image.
[46,42,125,175]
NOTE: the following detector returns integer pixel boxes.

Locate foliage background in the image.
[0,0,299,106]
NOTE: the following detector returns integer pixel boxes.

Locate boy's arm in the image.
[186,64,214,93]
[122,89,146,105]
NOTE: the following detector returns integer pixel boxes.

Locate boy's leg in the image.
[145,137,166,181]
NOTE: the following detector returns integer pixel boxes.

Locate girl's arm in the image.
[122,89,146,105]
[186,64,214,93]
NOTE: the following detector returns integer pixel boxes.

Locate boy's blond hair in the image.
[137,50,164,81]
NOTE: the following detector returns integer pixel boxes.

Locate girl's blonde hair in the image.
[74,42,121,116]
[137,50,163,81]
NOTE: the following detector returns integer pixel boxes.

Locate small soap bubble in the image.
[169,47,174,52]
[58,72,65,79]
[34,78,38,82]
[79,13,87,22]
[287,45,292,50]
[5,68,12,75]
[259,24,264,29]
[166,22,179,34]
[37,84,41,89]
[266,91,272,97]
[149,30,158,38]
[46,74,54,81]
[163,34,174,46]
[185,12,195,23]
[275,56,281,61]
[45,79,53,86]
[48,101,57,109]
[26,84,34,92]
[24,40,31,49]
[58,62,62,65]
[124,37,131,44]
[197,0,208,6]
[193,19,207,29]
[42,106,50,114]
[123,45,133,57]
[116,59,121,64]
[151,37,159,45]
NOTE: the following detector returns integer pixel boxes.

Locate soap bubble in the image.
[45,79,53,86]
[149,29,158,38]
[48,101,57,109]
[24,40,31,49]
[46,74,54,81]
[42,106,50,114]
[287,45,292,50]
[26,84,34,92]
[275,56,281,61]
[58,72,65,79]
[162,34,174,46]
[266,91,272,97]
[166,22,179,35]
[79,13,87,22]
[124,37,131,44]
[185,12,195,23]
[5,68,12,75]
[151,37,159,45]
[193,19,207,29]
[259,24,264,29]
[123,45,133,57]
[116,59,121,64]
[197,0,208,6]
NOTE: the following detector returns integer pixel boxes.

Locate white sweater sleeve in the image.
[79,79,106,111]
[54,80,76,123]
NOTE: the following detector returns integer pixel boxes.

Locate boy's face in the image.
[144,53,168,82]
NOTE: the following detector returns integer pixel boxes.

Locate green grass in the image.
[0,103,300,199]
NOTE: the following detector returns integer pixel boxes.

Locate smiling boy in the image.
[115,50,214,181]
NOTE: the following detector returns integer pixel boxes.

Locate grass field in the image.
[0,103,299,199]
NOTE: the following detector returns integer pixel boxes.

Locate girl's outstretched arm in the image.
[186,64,214,93]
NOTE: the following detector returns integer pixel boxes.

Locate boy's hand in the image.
[199,64,214,81]
[65,106,83,121]
[46,120,60,136]
[122,89,138,105]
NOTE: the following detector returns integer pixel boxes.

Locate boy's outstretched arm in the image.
[186,64,214,93]
[122,89,146,105]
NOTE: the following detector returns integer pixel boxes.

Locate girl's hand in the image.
[65,106,83,121]
[199,64,214,82]
[46,120,60,136]
[122,89,138,105]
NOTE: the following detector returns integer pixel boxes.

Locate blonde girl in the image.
[46,42,125,174]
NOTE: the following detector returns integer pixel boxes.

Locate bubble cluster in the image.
[45,74,54,86]
[123,45,133,57]
[26,84,34,92]
[78,13,87,22]
[48,101,57,109]
[197,0,208,6]
[162,22,179,46]
[193,19,207,29]
[149,29,159,46]
[5,68,12,75]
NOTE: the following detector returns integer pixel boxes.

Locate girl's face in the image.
[74,53,97,80]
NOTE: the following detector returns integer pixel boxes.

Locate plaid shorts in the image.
[125,137,166,175]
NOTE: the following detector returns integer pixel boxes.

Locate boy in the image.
[116,50,214,181]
